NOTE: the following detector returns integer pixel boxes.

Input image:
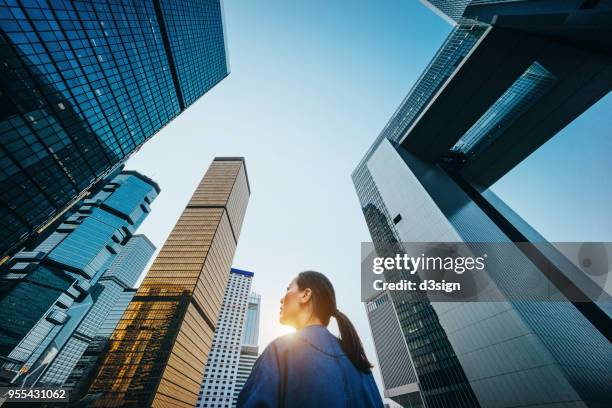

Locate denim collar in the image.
[296,324,344,357]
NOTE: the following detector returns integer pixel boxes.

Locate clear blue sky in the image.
[125,0,611,394]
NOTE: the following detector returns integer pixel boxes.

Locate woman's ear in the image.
[301,288,312,304]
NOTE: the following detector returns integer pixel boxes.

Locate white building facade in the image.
[197,268,256,408]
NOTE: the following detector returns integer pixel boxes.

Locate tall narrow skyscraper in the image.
[88,157,250,408]
[0,0,230,258]
[197,269,255,408]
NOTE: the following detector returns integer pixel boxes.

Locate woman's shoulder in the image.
[264,326,343,358]
[261,328,320,356]
[263,332,298,355]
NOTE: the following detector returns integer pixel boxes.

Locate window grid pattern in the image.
[0,0,228,257]
[62,289,136,393]
[37,235,154,387]
[366,293,419,392]
[449,61,556,159]
[158,0,228,107]
[351,24,487,181]
[241,292,260,347]
[425,0,473,22]
[232,347,258,408]
[0,171,157,388]
[88,159,250,408]
[197,271,253,408]
[352,23,489,408]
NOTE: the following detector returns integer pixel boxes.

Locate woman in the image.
[237,271,384,407]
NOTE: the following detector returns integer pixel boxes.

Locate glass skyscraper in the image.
[87,157,250,408]
[63,288,137,398]
[0,0,229,258]
[365,292,423,408]
[37,234,155,388]
[352,21,487,408]
[241,292,260,348]
[354,1,612,407]
[196,269,255,408]
[0,169,158,388]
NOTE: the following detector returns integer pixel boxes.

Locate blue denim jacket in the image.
[237,325,384,408]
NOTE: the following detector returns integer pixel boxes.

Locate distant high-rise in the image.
[354,1,612,407]
[0,0,230,258]
[0,170,159,387]
[196,269,255,408]
[233,292,261,407]
[88,157,250,408]
[37,234,155,388]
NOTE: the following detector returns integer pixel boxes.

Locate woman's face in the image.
[279,278,304,327]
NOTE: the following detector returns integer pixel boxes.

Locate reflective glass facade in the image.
[0,0,229,258]
[63,288,136,397]
[88,158,250,408]
[241,292,260,347]
[0,170,158,388]
[365,292,422,407]
[197,269,254,408]
[233,293,260,407]
[423,0,472,22]
[352,23,487,408]
[38,234,155,387]
[353,2,612,407]
[156,0,229,107]
[449,61,557,160]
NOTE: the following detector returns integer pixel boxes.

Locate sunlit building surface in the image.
[196,270,255,408]
[38,235,155,388]
[0,170,158,388]
[88,157,250,408]
[0,0,229,258]
[63,288,137,398]
[354,1,612,407]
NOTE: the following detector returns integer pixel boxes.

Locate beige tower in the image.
[88,157,250,407]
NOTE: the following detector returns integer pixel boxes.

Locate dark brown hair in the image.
[296,271,373,373]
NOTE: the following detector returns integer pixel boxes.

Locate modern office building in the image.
[0,0,230,258]
[37,234,155,388]
[63,288,137,398]
[365,292,423,408]
[87,157,251,408]
[0,170,159,388]
[196,270,255,408]
[233,292,260,407]
[354,1,612,407]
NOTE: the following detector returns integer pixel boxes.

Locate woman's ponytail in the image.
[296,271,374,373]
[333,309,373,373]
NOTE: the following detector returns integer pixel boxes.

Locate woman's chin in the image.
[279,315,292,326]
